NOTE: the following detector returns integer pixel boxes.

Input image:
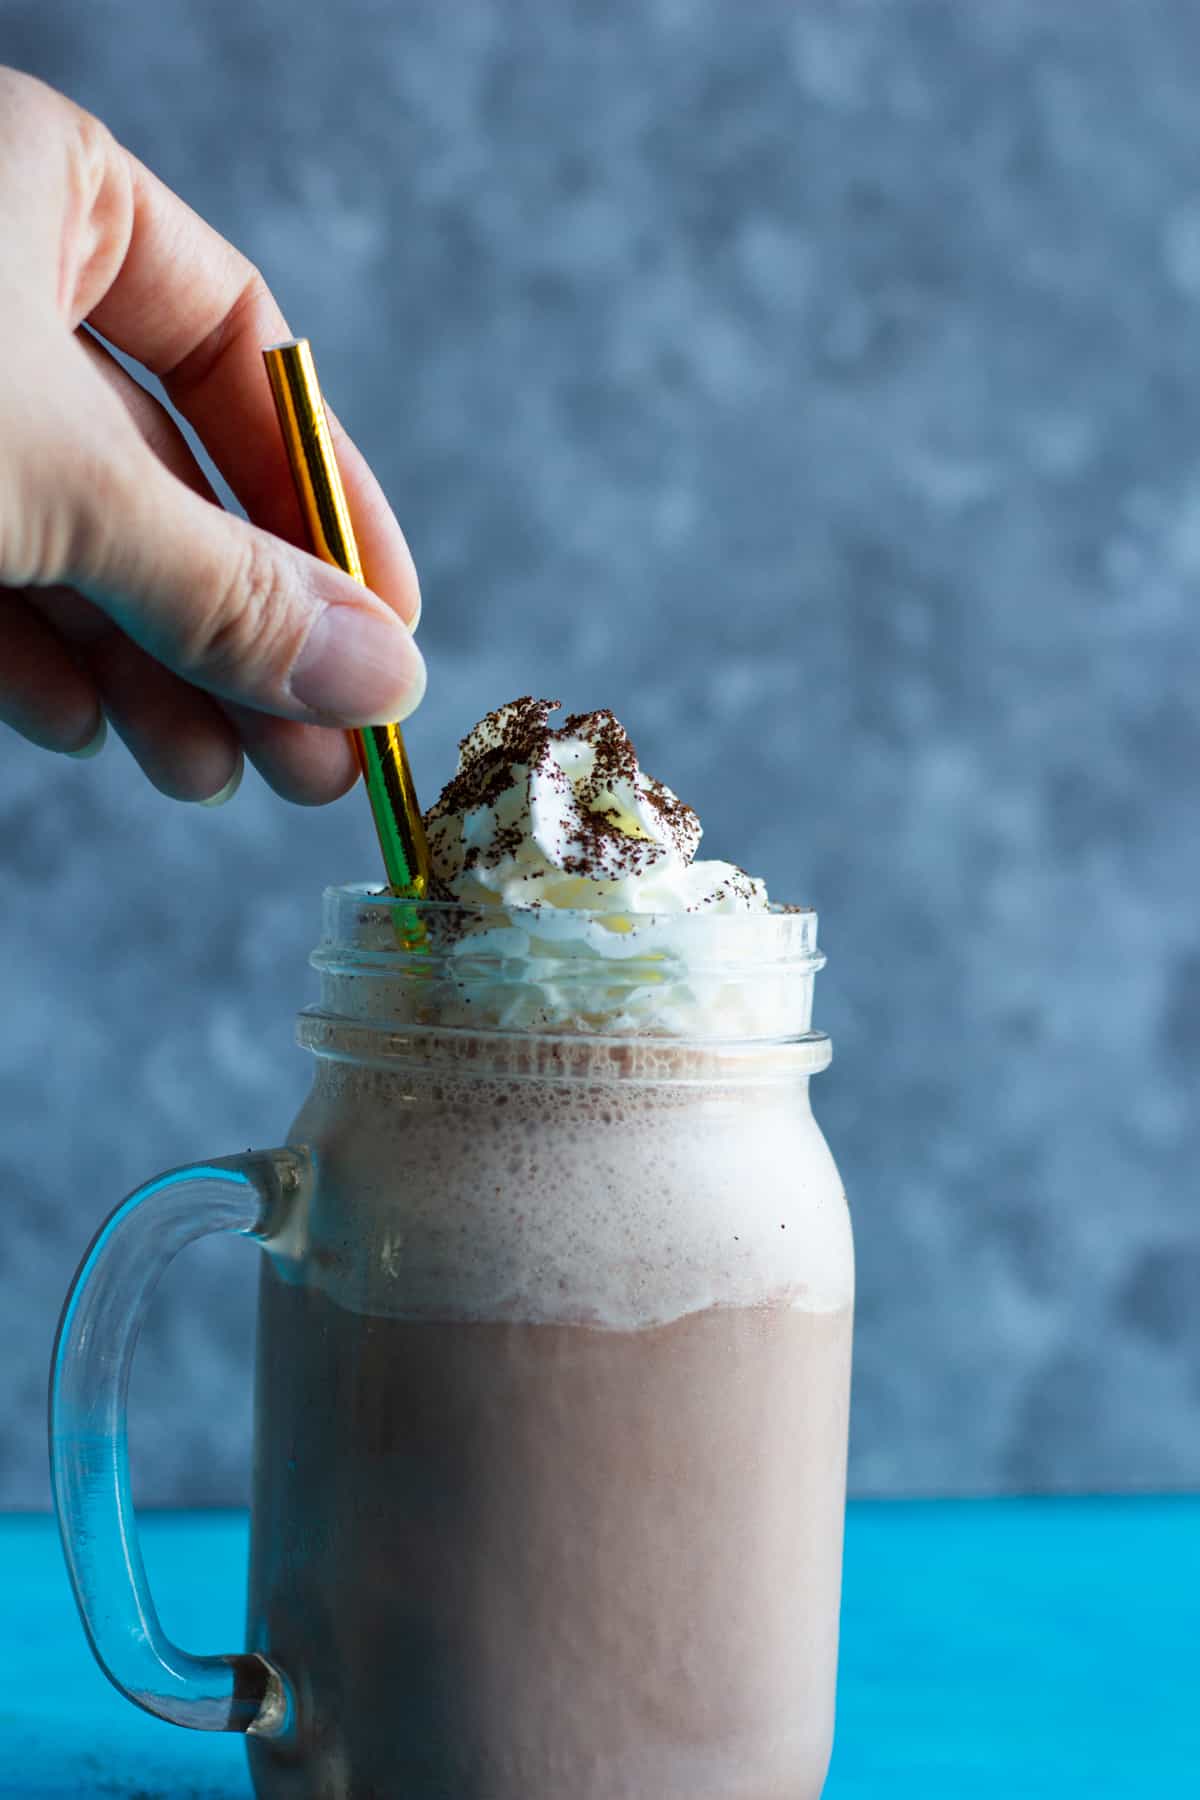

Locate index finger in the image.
[84,142,418,623]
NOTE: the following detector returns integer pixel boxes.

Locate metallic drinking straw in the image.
[263,339,432,917]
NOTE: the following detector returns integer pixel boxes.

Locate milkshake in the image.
[246,700,854,1799]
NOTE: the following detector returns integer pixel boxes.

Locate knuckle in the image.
[64,456,126,579]
[71,104,118,187]
[57,100,132,322]
[13,440,130,590]
[186,532,304,691]
[165,264,273,394]
[69,440,148,585]
[239,264,272,316]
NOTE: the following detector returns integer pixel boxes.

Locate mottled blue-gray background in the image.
[2,0,1198,1506]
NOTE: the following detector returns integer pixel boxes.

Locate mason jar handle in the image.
[48,1146,312,1739]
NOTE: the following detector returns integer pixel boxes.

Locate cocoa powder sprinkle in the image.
[425,697,704,884]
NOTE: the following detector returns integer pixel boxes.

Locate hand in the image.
[0,69,425,806]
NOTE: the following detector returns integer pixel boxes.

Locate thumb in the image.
[64,444,427,726]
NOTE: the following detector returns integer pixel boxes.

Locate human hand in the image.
[0,69,425,806]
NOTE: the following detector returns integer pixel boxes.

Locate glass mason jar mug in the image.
[50,889,855,1800]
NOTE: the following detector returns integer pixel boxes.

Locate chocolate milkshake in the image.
[245,701,854,1800]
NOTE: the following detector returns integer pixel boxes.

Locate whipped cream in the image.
[425,698,769,914]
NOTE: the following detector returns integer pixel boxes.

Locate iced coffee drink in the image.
[246,700,854,1800]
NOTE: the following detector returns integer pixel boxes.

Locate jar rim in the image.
[320,883,818,938]
[311,885,827,1047]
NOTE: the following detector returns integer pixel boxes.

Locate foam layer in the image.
[272,1039,853,1330]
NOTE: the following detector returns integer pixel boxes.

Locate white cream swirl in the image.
[425,697,768,914]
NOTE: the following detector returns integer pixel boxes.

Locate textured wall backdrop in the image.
[2,0,1199,1505]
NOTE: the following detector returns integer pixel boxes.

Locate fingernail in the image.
[66,715,107,759]
[290,604,427,724]
[197,756,245,808]
[408,586,422,635]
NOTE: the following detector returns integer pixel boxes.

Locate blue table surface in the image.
[2,1498,1196,1798]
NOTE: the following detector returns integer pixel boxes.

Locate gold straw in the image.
[263,338,432,905]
